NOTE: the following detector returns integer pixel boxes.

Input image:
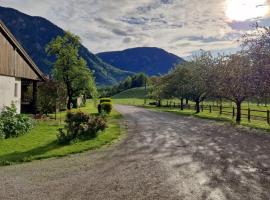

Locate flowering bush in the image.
[57,111,107,144]
[0,104,33,139]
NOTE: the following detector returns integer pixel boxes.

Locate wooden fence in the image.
[160,101,270,124]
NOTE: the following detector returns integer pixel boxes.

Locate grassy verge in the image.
[0,102,123,166]
[113,98,270,132]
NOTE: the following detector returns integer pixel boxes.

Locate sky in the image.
[0,0,270,58]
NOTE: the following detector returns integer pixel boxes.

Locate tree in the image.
[131,73,148,88]
[46,32,98,109]
[184,51,212,113]
[148,76,166,106]
[161,66,190,110]
[211,53,255,123]
[37,80,67,116]
[102,73,149,97]
[241,24,270,104]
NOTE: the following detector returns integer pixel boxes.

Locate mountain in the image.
[97,47,185,76]
[0,6,133,85]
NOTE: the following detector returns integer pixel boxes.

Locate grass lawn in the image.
[146,106,270,132]
[112,87,148,99]
[0,101,123,166]
[112,87,270,132]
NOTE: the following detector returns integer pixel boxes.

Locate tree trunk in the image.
[195,100,200,113]
[157,100,161,107]
[186,98,189,105]
[32,81,38,114]
[236,101,241,124]
[67,88,73,110]
[67,95,72,110]
[180,98,184,110]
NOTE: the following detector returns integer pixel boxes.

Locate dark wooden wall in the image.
[0,30,40,80]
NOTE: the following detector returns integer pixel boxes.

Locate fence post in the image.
[267,110,270,124]
[233,106,235,118]
[220,105,222,115]
[248,108,251,122]
[209,105,212,113]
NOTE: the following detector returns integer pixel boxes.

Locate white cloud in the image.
[0,0,269,57]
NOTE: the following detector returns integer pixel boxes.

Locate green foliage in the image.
[57,111,107,144]
[99,73,148,97]
[0,104,33,139]
[46,32,98,109]
[0,101,122,165]
[113,87,148,99]
[98,102,113,114]
[37,80,67,115]
[150,51,212,112]
[148,76,167,102]
[100,98,112,103]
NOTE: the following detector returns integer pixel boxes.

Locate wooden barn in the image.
[0,20,45,113]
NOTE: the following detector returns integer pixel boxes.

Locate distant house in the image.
[0,20,45,113]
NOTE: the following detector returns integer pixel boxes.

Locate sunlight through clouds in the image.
[225,0,270,21]
[0,0,269,57]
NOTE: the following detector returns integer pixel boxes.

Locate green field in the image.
[113,87,148,99]
[113,87,270,132]
[112,87,149,105]
[0,102,123,166]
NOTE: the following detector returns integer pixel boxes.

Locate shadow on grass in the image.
[0,140,61,166]
[0,111,123,166]
[140,105,270,132]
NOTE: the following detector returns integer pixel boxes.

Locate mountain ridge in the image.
[0,6,133,85]
[97,47,185,76]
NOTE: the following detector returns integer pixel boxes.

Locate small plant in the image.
[98,98,112,114]
[0,104,33,139]
[98,102,112,114]
[57,111,107,144]
[100,98,112,104]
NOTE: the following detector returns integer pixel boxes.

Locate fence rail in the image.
[159,101,270,125]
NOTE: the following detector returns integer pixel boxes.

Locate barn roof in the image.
[0,20,45,81]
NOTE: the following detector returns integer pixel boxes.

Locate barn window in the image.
[14,83,18,97]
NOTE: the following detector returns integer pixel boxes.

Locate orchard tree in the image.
[46,32,98,109]
[212,53,255,123]
[162,65,190,110]
[148,76,167,106]
[184,51,213,113]
[241,24,270,104]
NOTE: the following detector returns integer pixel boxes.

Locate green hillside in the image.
[112,87,147,99]
[0,6,133,85]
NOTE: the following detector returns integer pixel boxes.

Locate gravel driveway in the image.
[1,105,270,200]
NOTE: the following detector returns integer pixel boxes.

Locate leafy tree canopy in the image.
[46,32,98,109]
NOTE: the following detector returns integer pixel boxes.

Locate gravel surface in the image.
[1,105,270,200]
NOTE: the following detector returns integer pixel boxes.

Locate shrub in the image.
[37,81,67,115]
[100,98,111,104]
[149,102,158,106]
[98,102,112,114]
[57,111,107,144]
[0,104,33,139]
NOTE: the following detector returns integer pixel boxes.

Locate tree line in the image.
[150,24,270,124]
[99,73,148,97]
